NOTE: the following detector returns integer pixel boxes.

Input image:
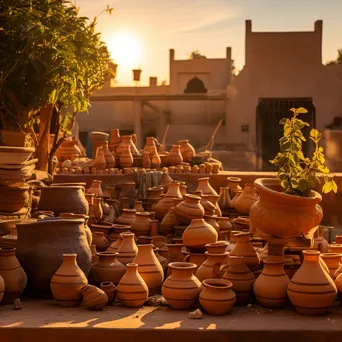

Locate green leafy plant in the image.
[270,107,338,197]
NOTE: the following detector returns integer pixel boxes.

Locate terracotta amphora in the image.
[196,251,228,282]
[100,281,116,304]
[227,177,242,197]
[221,256,255,305]
[87,180,103,197]
[131,212,152,237]
[117,263,149,307]
[92,232,109,252]
[196,177,218,195]
[199,279,236,315]
[0,247,27,304]
[109,128,121,152]
[234,183,258,215]
[89,252,126,286]
[0,275,4,304]
[287,250,337,315]
[162,262,202,309]
[120,145,134,168]
[133,244,164,295]
[174,194,205,224]
[178,139,195,163]
[320,253,341,280]
[167,145,183,166]
[81,284,108,310]
[116,135,139,156]
[50,253,88,307]
[117,232,138,265]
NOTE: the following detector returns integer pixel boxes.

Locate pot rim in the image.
[184,194,201,201]
[96,251,118,257]
[320,252,342,258]
[227,176,241,182]
[0,184,29,190]
[168,262,197,270]
[16,217,85,226]
[202,278,233,289]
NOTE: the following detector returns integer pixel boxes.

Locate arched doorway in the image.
[184,77,207,94]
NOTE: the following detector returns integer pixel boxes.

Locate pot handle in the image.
[184,255,190,262]
[218,262,229,278]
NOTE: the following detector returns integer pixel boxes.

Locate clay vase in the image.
[144,137,157,154]
[182,218,218,253]
[142,151,151,169]
[117,263,149,307]
[60,213,92,246]
[50,254,88,307]
[131,212,152,237]
[150,145,161,169]
[133,201,145,212]
[81,285,108,310]
[109,128,121,152]
[38,186,89,216]
[227,177,242,197]
[87,180,103,197]
[167,244,184,262]
[217,217,232,241]
[205,194,222,217]
[160,207,180,236]
[253,260,290,308]
[107,235,123,253]
[204,215,220,236]
[196,177,218,196]
[90,245,99,264]
[196,251,229,282]
[319,253,341,280]
[167,145,183,166]
[287,250,337,315]
[92,232,109,252]
[0,247,27,304]
[230,190,242,209]
[162,262,202,309]
[108,224,131,244]
[117,232,138,265]
[56,137,81,161]
[154,182,183,220]
[229,232,260,270]
[116,135,139,157]
[133,244,164,295]
[116,209,137,226]
[178,139,195,163]
[221,256,255,305]
[160,171,173,192]
[199,279,236,315]
[218,187,231,211]
[234,183,259,215]
[100,281,116,304]
[95,146,106,170]
[120,145,134,168]
[89,131,109,158]
[88,252,126,286]
[102,141,115,168]
[174,194,205,224]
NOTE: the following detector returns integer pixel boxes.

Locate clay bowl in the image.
[0,146,35,164]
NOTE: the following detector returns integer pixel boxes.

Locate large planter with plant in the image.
[250,108,337,239]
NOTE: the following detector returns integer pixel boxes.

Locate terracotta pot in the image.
[287,250,337,315]
[174,194,205,224]
[16,218,91,298]
[117,232,138,265]
[234,183,258,215]
[120,145,134,168]
[133,244,164,295]
[117,263,149,307]
[199,279,236,315]
[116,135,139,156]
[205,194,222,217]
[149,145,161,169]
[204,215,220,236]
[108,224,130,243]
[250,178,323,239]
[160,208,180,236]
[227,177,242,197]
[101,141,115,168]
[1,130,34,148]
[201,198,216,216]
[196,177,218,195]
[0,274,4,304]
[100,281,116,304]
[196,251,228,282]
[221,256,255,305]
[89,131,109,159]
[183,218,218,253]
[182,252,207,270]
[118,182,137,208]
[167,244,184,263]
[147,187,163,200]
[55,138,81,161]
[116,209,137,226]
[89,223,112,239]
[60,213,92,246]
[160,171,173,192]
[253,260,289,308]
[87,180,103,198]
[320,253,341,280]
[131,212,151,237]
[50,253,88,307]
[90,245,99,264]
[109,128,121,152]
[142,151,151,169]
[133,201,145,212]
[92,232,109,252]
[218,187,231,211]
[154,247,168,274]
[217,217,232,232]
[81,284,108,310]
[329,244,342,253]
[95,146,106,170]
[205,241,229,254]
[0,247,27,304]
[178,140,195,163]
[0,185,30,212]
[89,252,126,286]
[167,145,183,166]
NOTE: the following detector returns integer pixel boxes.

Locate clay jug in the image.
[154,182,183,220]
[102,141,115,168]
[162,262,202,309]
[81,284,108,310]
[150,145,161,169]
[60,213,92,246]
[131,212,151,237]
[0,247,27,304]
[199,279,236,315]
[89,131,109,158]
[196,177,218,195]
[116,209,137,226]
[218,187,231,211]
[90,245,99,264]
[50,253,88,307]
[92,232,109,252]
[89,252,126,286]
[221,255,255,305]
[142,151,151,169]
[160,207,180,236]
[167,244,184,262]
[178,139,195,163]
[196,251,228,282]
[117,263,149,307]
[117,232,138,265]
[204,215,220,236]
[100,281,116,304]
[205,194,222,217]
[116,135,139,156]
[120,145,134,168]
[174,194,205,224]
[182,252,207,271]
[227,177,242,197]
[160,171,173,192]
[182,218,218,253]
[133,244,164,295]
[144,137,157,154]
[133,201,145,212]
[287,250,337,315]
[109,128,121,152]
[253,260,289,308]
[87,180,103,197]
[167,145,183,166]
[234,183,259,215]
[95,146,106,170]
[319,253,341,280]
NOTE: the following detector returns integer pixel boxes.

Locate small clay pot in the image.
[117,232,138,265]
[320,253,341,280]
[100,281,117,304]
[81,285,108,310]
[174,194,205,224]
[196,177,218,195]
[196,252,228,282]
[116,209,137,226]
[131,212,152,237]
[92,232,110,252]
[205,241,229,254]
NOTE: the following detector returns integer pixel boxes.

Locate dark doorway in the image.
[184,77,207,93]
[256,98,316,171]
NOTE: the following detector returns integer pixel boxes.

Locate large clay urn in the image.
[60,213,92,246]
[117,232,138,265]
[250,178,323,239]
[162,262,202,310]
[0,247,27,304]
[16,218,92,298]
[116,135,139,157]
[167,145,183,166]
[89,131,109,159]
[109,128,121,152]
[131,212,151,237]
[174,194,205,224]
[50,253,88,307]
[196,177,218,196]
[234,183,258,215]
[39,186,89,216]
[178,139,195,163]
[287,250,337,315]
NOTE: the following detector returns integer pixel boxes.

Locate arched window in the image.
[184,77,207,93]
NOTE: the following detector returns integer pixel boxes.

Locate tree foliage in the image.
[325,48,342,66]
[188,50,206,59]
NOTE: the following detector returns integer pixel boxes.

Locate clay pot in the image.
[101,141,115,168]
[250,178,323,239]
[108,224,130,243]
[234,183,258,215]
[204,215,220,236]
[16,218,91,298]
[133,244,164,295]
[205,241,229,254]
[90,245,99,264]
[56,138,81,161]
[167,145,183,166]
[120,145,134,168]
[116,209,137,226]
[320,253,341,280]
[217,217,232,233]
[149,145,161,169]
[182,252,207,270]
[167,244,184,262]
[162,262,202,309]
[230,190,242,209]
[182,218,218,253]
[81,284,108,310]
[0,247,27,304]
[50,253,88,307]
[133,201,145,212]
[174,194,205,224]
[160,208,180,236]
[227,177,242,197]
[87,180,103,197]
[60,213,92,246]
[0,185,30,212]
[92,232,109,252]
[90,222,112,239]
[218,187,231,211]
[178,140,195,163]
[117,232,138,265]
[142,151,151,169]
[116,135,139,156]
[253,260,289,308]
[154,247,168,274]
[201,198,217,216]
[117,263,149,307]
[205,194,222,217]
[221,256,255,305]
[160,171,173,192]
[89,131,109,158]
[95,146,106,170]
[100,281,116,304]
[287,250,337,315]
[109,128,121,152]
[329,244,342,253]
[89,252,126,286]
[196,177,218,195]
[144,137,157,154]
[196,252,228,282]
[199,279,236,315]
[118,182,137,207]
[131,212,151,237]
[0,275,4,304]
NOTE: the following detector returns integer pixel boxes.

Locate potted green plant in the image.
[250,107,337,239]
